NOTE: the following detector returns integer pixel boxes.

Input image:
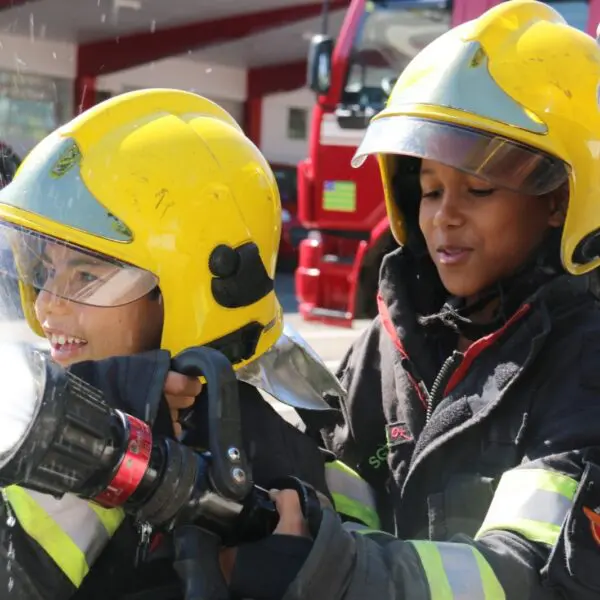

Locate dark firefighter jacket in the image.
[0,374,333,600]
[284,247,600,600]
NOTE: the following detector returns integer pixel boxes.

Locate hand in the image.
[163,371,202,436]
[271,489,310,537]
[219,489,310,584]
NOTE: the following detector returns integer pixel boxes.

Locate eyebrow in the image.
[40,249,102,269]
[420,168,434,177]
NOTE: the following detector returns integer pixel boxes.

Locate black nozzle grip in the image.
[171,346,251,502]
[268,476,323,539]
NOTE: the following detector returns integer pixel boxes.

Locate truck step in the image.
[309,307,352,320]
[322,254,355,265]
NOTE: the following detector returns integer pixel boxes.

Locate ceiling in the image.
[0,0,347,69]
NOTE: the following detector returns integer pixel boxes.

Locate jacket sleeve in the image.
[0,488,125,600]
[318,318,390,491]
[282,378,600,600]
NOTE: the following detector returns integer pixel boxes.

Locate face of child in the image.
[33,242,163,367]
[418,159,565,300]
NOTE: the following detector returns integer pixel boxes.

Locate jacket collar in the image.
[378,246,595,386]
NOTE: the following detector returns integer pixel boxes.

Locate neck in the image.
[464,295,500,323]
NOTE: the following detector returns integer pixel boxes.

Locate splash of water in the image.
[0,344,40,457]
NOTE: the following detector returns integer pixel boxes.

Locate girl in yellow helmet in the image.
[0,88,334,600]
[223,2,600,599]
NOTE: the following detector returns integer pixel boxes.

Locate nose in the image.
[34,289,71,320]
[432,188,465,229]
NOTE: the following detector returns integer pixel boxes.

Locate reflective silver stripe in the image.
[411,541,506,599]
[325,462,377,513]
[476,468,578,546]
[24,489,112,565]
[325,461,380,528]
[439,543,492,599]
[514,488,572,525]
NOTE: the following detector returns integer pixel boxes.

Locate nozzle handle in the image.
[235,477,323,543]
[171,346,251,502]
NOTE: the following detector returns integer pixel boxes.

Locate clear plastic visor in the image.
[0,221,158,307]
[352,117,569,196]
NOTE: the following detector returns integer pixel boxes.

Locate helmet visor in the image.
[0,221,158,307]
[352,117,569,196]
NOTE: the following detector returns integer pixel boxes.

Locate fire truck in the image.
[295,0,592,326]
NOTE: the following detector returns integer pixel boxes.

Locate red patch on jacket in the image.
[583,506,600,545]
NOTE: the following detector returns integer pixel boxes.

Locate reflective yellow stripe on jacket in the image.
[356,467,579,600]
[325,461,381,530]
[411,541,506,600]
[4,485,125,587]
[476,468,578,546]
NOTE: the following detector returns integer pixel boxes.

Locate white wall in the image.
[104,56,247,127]
[0,32,247,153]
[260,87,315,166]
[0,31,247,102]
[0,31,313,163]
[97,56,247,103]
[0,31,75,79]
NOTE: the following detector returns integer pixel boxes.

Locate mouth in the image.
[436,245,473,265]
[44,330,88,351]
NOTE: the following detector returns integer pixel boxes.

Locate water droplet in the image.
[150,20,156,33]
[101,13,106,23]
[206,67,212,74]
[2,492,16,591]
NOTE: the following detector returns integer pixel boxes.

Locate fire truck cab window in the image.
[342,4,451,109]
[342,1,590,112]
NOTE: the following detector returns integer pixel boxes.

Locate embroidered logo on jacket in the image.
[386,422,414,448]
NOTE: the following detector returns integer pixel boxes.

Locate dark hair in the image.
[147,286,162,301]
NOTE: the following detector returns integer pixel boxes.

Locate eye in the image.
[77,271,98,284]
[421,188,442,200]
[33,261,53,287]
[469,187,495,198]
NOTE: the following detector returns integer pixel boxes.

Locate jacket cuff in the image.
[282,508,356,600]
[230,535,313,599]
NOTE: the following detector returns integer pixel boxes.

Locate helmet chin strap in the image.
[418,228,563,341]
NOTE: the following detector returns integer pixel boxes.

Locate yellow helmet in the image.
[352,0,600,275]
[0,88,283,366]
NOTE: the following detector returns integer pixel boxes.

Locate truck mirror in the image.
[307,34,334,95]
[335,105,378,130]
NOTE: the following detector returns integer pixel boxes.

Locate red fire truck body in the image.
[296,0,595,326]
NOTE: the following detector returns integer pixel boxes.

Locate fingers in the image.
[164,371,203,401]
[170,410,183,437]
[164,371,203,435]
[270,489,310,537]
[165,394,196,410]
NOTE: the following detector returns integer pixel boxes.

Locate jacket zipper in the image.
[425,351,464,425]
